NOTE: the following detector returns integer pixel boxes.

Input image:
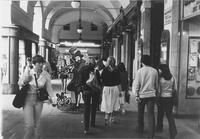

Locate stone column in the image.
[110,38,115,56]
[112,38,118,62]
[140,0,151,55]
[32,42,37,56]
[1,25,19,94]
[38,39,46,58]
[123,32,129,69]
[117,38,121,64]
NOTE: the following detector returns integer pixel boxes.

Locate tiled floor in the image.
[1,79,200,139]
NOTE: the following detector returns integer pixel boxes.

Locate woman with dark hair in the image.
[156,64,178,139]
[101,56,121,125]
[18,55,55,139]
[117,62,129,114]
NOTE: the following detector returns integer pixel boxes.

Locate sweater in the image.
[101,67,120,86]
[18,67,54,98]
[133,66,159,98]
[159,77,177,98]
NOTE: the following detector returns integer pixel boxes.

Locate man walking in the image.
[133,55,159,139]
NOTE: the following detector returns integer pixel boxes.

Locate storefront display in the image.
[0,39,9,84]
[186,37,200,98]
[19,40,26,78]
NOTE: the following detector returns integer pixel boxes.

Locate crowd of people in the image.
[18,52,178,139]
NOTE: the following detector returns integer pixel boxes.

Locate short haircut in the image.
[32,55,45,65]
[141,55,151,66]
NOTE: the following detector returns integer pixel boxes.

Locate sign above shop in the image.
[164,8,172,25]
[184,0,200,19]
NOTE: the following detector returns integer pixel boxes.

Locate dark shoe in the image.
[156,127,163,133]
[170,133,177,139]
[148,137,155,139]
[135,126,143,134]
[109,116,115,123]
[71,105,80,111]
[105,119,109,126]
[91,123,95,127]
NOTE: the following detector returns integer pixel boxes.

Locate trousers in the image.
[23,93,43,139]
[137,97,156,138]
[157,97,177,138]
[82,90,98,131]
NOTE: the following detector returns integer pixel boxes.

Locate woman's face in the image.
[34,62,44,71]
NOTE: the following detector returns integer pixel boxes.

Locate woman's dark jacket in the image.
[78,64,95,92]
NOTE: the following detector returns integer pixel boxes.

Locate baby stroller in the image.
[53,92,73,112]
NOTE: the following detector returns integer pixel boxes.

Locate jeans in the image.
[137,97,156,138]
[157,97,177,138]
[23,93,43,139]
[82,90,98,131]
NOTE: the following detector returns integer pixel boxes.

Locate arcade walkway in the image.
[1,80,200,139]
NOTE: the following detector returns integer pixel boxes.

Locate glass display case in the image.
[186,37,200,98]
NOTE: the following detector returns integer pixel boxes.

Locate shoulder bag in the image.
[12,84,29,108]
[34,74,49,101]
[86,71,102,93]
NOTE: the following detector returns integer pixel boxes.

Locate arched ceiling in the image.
[39,0,130,43]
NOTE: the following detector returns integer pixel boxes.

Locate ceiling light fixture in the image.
[77,1,83,34]
[71,0,80,8]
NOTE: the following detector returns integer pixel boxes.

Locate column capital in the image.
[1,24,20,37]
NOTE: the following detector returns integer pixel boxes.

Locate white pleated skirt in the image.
[101,85,120,113]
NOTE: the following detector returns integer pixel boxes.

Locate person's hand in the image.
[26,57,33,68]
[135,96,141,103]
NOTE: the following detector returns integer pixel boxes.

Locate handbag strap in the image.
[34,74,39,89]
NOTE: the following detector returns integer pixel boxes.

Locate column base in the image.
[1,83,19,94]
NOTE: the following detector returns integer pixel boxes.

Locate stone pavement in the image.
[0,79,200,139]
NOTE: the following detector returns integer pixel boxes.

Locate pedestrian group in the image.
[18,53,178,139]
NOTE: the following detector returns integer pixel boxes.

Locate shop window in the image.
[19,40,26,77]
[91,23,97,31]
[63,24,70,31]
[20,0,28,12]
[186,37,200,99]
[0,39,9,84]
[160,30,170,64]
